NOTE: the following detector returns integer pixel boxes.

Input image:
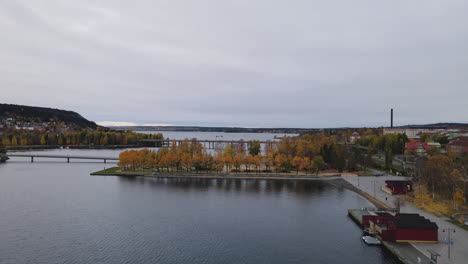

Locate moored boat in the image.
[362,236,381,245]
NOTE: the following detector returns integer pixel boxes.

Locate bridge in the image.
[7,154,118,163]
[138,139,277,149]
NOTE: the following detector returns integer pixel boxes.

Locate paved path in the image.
[342,174,467,264]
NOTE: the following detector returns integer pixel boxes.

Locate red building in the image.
[446,136,468,156]
[361,212,393,227]
[383,180,412,195]
[372,214,438,242]
[405,142,439,155]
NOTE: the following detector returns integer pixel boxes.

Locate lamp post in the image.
[443,228,455,259]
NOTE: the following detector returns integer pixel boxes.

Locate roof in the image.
[351,132,360,136]
[447,136,468,147]
[376,212,392,217]
[405,142,438,150]
[385,180,411,186]
[392,214,438,229]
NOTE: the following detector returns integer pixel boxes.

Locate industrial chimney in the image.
[391,108,394,128]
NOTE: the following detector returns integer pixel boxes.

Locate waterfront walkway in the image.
[343,174,468,264]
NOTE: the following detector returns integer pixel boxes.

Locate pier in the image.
[7,154,118,163]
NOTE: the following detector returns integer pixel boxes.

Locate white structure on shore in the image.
[383,127,444,138]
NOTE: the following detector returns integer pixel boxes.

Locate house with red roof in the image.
[405,142,439,156]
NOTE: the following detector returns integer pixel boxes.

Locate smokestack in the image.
[391,108,393,128]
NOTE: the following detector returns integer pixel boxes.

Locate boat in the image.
[362,236,381,245]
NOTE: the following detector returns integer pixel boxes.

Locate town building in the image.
[358,211,438,242]
[382,180,413,195]
[405,142,440,156]
[370,213,438,242]
[349,131,360,143]
[383,127,445,138]
[446,136,468,156]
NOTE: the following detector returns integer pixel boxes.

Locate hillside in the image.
[0,103,97,129]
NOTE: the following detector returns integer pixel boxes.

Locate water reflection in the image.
[118,176,331,196]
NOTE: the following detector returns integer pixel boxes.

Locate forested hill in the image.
[0,103,97,129]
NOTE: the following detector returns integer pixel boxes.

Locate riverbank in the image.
[91,167,342,180]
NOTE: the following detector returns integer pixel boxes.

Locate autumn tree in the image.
[233,153,244,172]
[223,155,233,174]
[253,154,262,173]
[245,154,255,172]
[180,153,192,172]
[299,157,311,174]
[292,156,302,174]
[214,153,224,173]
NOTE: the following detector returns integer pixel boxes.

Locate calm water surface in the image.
[0,149,399,264]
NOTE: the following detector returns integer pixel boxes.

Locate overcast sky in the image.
[1,0,467,128]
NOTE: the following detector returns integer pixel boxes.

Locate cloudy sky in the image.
[1,1,467,128]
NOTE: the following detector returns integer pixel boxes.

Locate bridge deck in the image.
[138,139,276,144]
[8,154,118,160]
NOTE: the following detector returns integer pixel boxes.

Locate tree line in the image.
[118,133,365,174]
[0,131,163,146]
[414,154,468,207]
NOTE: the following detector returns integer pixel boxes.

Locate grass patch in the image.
[355,171,373,176]
[92,167,121,175]
[404,195,452,217]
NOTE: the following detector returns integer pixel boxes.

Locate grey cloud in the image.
[1,0,467,128]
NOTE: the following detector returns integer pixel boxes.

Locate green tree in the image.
[385,148,393,171]
[248,140,261,155]
[312,155,325,176]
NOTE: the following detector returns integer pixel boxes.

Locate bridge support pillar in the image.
[67,157,70,163]
[31,156,34,163]
[104,159,107,164]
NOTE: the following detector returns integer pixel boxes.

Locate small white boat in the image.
[362,236,381,245]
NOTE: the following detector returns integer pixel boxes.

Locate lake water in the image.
[0,132,399,264]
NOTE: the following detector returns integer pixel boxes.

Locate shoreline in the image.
[91,170,342,181]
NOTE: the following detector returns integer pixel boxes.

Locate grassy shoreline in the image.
[90,167,342,179]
